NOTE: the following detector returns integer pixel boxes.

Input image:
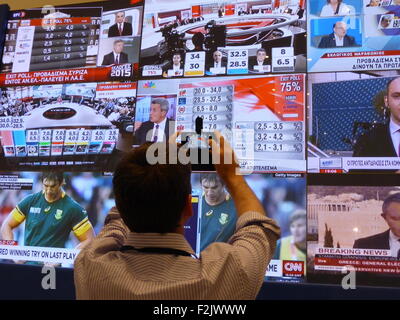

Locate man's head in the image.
[115,11,125,24]
[368,0,380,6]
[333,21,348,38]
[192,32,204,49]
[200,174,226,206]
[385,77,400,125]
[113,143,192,233]
[41,172,64,202]
[381,16,391,28]
[113,40,124,54]
[172,52,182,66]
[213,50,223,63]
[289,210,307,244]
[149,98,169,124]
[327,0,341,4]
[256,48,267,63]
[382,193,400,237]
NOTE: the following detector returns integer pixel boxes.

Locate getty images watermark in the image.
[144,127,255,175]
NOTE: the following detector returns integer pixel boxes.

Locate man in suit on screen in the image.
[353,193,400,259]
[318,21,357,48]
[353,77,400,157]
[134,98,173,145]
[101,40,129,66]
[108,11,133,37]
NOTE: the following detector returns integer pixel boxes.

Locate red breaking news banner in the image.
[315,256,400,274]
[0,240,18,246]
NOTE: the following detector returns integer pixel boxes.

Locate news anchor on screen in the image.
[108,11,133,37]
[102,40,129,66]
[320,0,352,17]
[353,193,400,258]
[134,98,172,145]
[318,22,357,48]
[353,77,400,157]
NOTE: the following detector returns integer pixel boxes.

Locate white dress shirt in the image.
[151,117,167,142]
[389,118,400,156]
[389,230,400,257]
[320,3,352,16]
[334,34,344,46]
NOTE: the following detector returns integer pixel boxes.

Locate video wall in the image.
[0,0,399,288]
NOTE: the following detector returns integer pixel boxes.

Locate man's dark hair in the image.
[41,172,64,184]
[113,143,192,233]
[382,193,400,214]
[200,173,224,186]
[192,32,205,48]
[386,77,400,95]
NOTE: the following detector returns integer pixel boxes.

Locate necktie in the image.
[115,54,119,64]
[119,23,123,35]
[152,124,159,142]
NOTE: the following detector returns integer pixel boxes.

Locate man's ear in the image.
[183,194,193,219]
[381,212,386,220]
[384,95,388,108]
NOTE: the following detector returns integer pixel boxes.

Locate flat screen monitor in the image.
[0,0,143,84]
[307,174,400,288]
[307,71,400,173]
[307,0,400,72]
[136,74,306,173]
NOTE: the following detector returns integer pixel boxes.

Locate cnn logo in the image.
[283,261,304,276]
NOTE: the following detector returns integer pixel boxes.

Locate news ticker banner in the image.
[314,247,400,274]
[309,157,400,173]
[266,259,305,279]
[0,243,79,264]
[309,51,400,72]
[0,63,138,86]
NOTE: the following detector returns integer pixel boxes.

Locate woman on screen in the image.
[320,0,352,17]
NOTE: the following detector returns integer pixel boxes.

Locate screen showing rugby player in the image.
[0,171,201,267]
[191,172,307,282]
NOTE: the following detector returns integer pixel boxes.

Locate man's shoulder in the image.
[362,123,389,140]
[354,230,390,248]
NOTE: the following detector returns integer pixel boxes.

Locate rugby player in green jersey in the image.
[1,172,95,263]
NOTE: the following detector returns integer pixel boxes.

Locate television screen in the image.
[191,172,307,282]
[0,4,9,66]
[0,171,201,267]
[0,82,137,171]
[307,174,400,287]
[307,71,400,173]
[307,0,400,72]
[140,0,306,79]
[0,0,143,84]
[136,74,306,173]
